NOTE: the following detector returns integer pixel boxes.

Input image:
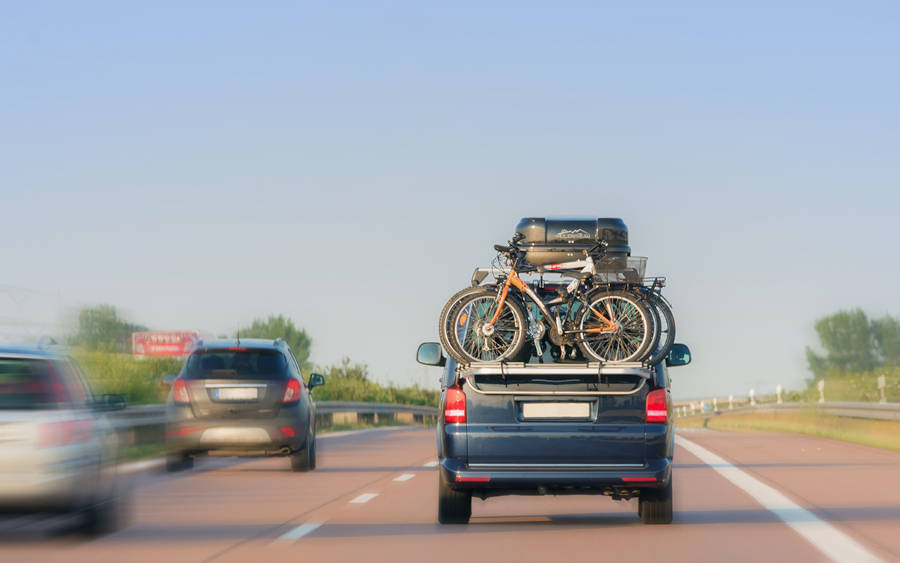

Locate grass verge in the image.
[676,410,900,451]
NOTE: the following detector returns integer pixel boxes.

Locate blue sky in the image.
[2,2,899,398]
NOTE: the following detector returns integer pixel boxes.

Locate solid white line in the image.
[349,493,379,504]
[424,460,438,467]
[393,473,415,482]
[676,436,881,563]
[275,522,322,543]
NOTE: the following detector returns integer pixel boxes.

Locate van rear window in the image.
[183,349,289,380]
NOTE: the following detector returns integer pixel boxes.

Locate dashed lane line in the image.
[393,473,416,482]
[676,435,881,563]
[424,460,438,467]
[349,493,379,504]
[274,522,323,544]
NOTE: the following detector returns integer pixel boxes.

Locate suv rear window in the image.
[0,358,69,409]
[183,349,289,380]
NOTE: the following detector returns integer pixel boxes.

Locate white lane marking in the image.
[275,522,322,543]
[107,458,164,475]
[393,473,415,482]
[349,493,379,504]
[424,460,438,467]
[676,436,881,563]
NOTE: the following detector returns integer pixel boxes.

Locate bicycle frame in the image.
[486,256,618,336]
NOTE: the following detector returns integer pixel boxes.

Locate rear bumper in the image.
[440,457,671,494]
[165,405,308,456]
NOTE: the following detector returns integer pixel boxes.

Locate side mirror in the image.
[666,343,692,367]
[94,394,126,411]
[161,373,178,386]
[308,373,325,389]
[416,342,445,367]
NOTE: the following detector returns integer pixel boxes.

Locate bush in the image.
[309,358,439,406]
[803,367,900,403]
[73,348,182,405]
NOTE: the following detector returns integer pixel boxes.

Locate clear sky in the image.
[2,2,899,399]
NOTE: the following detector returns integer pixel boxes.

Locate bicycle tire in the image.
[448,292,527,364]
[438,286,495,361]
[576,290,653,362]
[646,293,676,365]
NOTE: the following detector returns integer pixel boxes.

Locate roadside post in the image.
[878,374,887,404]
[750,388,756,406]
[728,394,734,409]
[817,379,825,404]
[713,397,718,411]
[776,384,783,404]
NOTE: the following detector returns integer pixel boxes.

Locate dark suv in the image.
[417,342,691,525]
[164,339,324,472]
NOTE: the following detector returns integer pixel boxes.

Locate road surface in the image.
[1,427,898,562]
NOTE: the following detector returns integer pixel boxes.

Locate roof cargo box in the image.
[515,217,630,266]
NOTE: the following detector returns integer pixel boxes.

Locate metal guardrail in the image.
[677,401,900,421]
[314,401,438,417]
[105,401,439,430]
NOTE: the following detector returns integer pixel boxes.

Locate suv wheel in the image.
[165,452,194,472]
[437,471,471,524]
[291,433,314,472]
[639,479,673,524]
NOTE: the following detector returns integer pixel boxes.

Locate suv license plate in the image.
[216,387,258,400]
[522,402,590,419]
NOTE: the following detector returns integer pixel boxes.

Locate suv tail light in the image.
[37,419,93,448]
[444,387,466,423]
[282,378,301,404]
[172,377,191,404]
[646,389,668,423]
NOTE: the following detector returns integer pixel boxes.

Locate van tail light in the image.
[282,378,301,404]
[37,419,93,448]
[646,389,668,423]
[444,387,466,423]
[172,377,191,404]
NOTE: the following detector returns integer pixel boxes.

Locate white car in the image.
[0,344,125,534]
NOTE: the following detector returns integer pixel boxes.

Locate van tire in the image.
[438,472,471,524]
[639,479,673,524]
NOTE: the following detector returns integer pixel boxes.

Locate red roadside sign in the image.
[132,331,199,358]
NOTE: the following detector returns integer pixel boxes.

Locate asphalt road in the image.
[1,426,898,563]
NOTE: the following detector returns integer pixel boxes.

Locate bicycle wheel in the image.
[641,292,662,362]
[450,293,527,364]
[438,286,495,361]
[577,290,652,362]
[646,294,676,365]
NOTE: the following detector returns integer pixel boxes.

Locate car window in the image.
[0,358,69,409]
[183,349,289,380]
[54,360,91,407]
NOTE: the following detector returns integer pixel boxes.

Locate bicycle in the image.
[440,234,653,364]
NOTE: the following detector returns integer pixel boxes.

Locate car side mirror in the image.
[416,342,445,367]
[308,373,325,389]
[94,394,126,411]
[161,373,178,386]
[666,343,692,367]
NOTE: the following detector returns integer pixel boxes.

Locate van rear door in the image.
[461,364,648,467]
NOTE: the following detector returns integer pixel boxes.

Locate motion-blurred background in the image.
[2,1,899,403]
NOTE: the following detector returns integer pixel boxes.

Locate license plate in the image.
[215,387,258,401]
[521,402,591,419]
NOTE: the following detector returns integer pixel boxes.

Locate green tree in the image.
[806,309,877,377]
[237,315,312,369]
[71,304,146,352]
[872,315,900,367]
